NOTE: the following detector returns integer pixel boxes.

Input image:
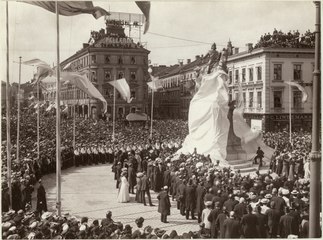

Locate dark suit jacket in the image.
[185,185,196,210]
[157,191,171,215]
[141,175,150,191]
[241,213,259,238]
[195,185,206,213]
[223,218,241,238]
[128,166,136,186]
[163,170,171,187]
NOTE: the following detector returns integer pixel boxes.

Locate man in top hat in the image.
[157,186,171,223]
[36,179,47,217]
[141,171,154,206]
[128,163,136,194]
[185,179,196,220]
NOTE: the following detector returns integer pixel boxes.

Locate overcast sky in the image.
[0,1,315,84]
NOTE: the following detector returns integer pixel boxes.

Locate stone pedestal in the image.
[226,101,256,172]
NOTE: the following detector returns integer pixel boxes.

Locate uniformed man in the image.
[74,146,80,167]
[80,145,86,166]
[86,146,92,165]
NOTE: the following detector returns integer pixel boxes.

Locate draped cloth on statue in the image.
[177,69,230,162]
[232,107,275,161]
[233,82,275,161]
[176,67,274,164]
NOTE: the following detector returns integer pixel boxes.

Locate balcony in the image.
[244,107,264,113]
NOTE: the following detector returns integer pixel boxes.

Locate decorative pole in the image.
[148,67,153,139]
[6,0,12,210]
[309,1,321,238]
[16,56,22,164]
[37,82,40,161]
[289,83,292,146]
[55,1,62,216]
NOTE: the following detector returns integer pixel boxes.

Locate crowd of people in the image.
[1,101,318,239]
[253,29,315,49]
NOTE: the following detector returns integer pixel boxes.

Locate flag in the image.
[135,1,150,34]
[59,72,108,113]
[147,74,162,91]
[23,59,54,84]
[23,1,109,19]
[108,78,133,103]
[285,81,308,103]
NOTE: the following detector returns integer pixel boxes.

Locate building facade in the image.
[43,20,150,119]
[149,43,314,132]
[227,46,314,131]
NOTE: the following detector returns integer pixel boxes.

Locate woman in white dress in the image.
[117,171,130,203]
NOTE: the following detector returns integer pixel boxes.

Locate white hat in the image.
[79,224,86,231]
[41,212,52,220]
[29,221,38,229]
[205,201,213,206]
[261,198,269,204]
[282,189,290,195]
[163,186,168,190]
[27,232,36,240]
[61,223,69,235]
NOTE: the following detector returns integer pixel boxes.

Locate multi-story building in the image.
[42,19,150,119]
[150,64,182,119]
[149,41,314,132]
[227,44,314,131]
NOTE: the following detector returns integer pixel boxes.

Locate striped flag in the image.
[23,1,109,19]
[285,81,308,103]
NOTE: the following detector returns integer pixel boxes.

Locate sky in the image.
[0,0,315,84]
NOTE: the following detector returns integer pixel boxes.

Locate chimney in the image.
[195,55,200,60]
[246,43,253,52]
[234,48,239,54]
[187,59,191,64]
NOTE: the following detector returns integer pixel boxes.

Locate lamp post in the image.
[148,67,153,139]
[309,1,321,238]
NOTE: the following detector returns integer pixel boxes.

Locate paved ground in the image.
[31,163,200,234]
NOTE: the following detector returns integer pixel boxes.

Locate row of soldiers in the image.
[74,145,114,166]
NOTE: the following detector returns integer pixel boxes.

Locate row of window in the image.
[69,55,144,70]
[228,66,262,83]
[230,90,303,109]
[228,63,305,83]
[273,63,302,81]
[88,70,137,82]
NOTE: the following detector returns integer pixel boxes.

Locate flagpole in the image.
[112,74,116,142]
[16,56,22,164]
[289,83,292,146]
[150,89,154,139]
[37,82,40,160]
[55,1,62,216]
[6,0,12,210]
[73,87,76,166]
[148,67,153,139]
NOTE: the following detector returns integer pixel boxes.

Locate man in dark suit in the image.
[177,179,186,216]
[115,162,122,189]
[163,167,171,190]
[215,206,228,238]
[141,171,154,206]
[208,202,221,238]
[233,197,247,219]
[157,186,171,223]
[127,163,136,194]
[195,181,206,223]
[185,179,196,220]
[241,205,259,238]
[223,194,238,212]
[223,211,241,238]
[36,179,47,217]
[265,201,280,238]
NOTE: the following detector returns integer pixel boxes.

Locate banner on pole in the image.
[108,78,133,103]
[285,81,308,103]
